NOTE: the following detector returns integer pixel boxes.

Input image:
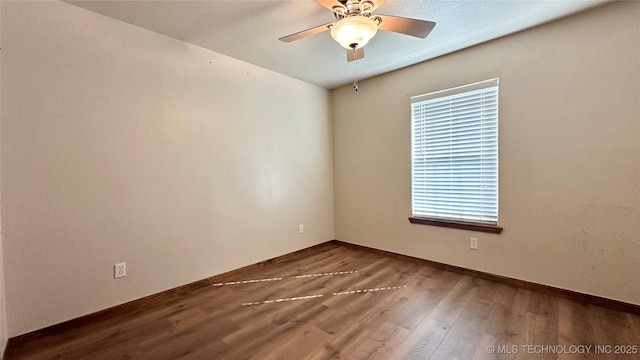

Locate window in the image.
[410,78,502,233]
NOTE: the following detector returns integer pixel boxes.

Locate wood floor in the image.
[7,242,640,360]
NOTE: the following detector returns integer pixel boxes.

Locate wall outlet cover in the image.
[115,263,126,278]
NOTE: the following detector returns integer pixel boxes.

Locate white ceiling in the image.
[65,0,608,89]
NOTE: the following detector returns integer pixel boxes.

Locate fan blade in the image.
[315,0,344,12]
[347,47,364,62]
[279,22,335,43]
[375,15,436,39]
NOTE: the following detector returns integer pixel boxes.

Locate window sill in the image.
[408,217,503,234]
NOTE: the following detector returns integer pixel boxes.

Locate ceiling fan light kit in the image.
[330,16,379,49]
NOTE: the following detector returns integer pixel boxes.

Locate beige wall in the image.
[333,1,640,305]
[1,1,333,336]
[0,2,8,355]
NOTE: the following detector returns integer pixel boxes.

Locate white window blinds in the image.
[411,78,499,224]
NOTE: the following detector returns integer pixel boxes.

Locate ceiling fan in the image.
[279,0,436,62]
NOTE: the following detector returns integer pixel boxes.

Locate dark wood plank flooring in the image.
[7,242,640,359]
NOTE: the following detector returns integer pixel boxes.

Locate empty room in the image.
[1,0,639,359]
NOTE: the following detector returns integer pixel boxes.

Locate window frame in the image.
[408,78,503,234]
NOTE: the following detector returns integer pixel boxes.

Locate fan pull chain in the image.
[353,49,359,92]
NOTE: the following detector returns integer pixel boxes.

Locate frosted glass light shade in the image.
[330,16,378,49]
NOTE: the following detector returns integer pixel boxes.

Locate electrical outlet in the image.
[114,263,126,278]
[298,224,304,234]
[470,238,478,250]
